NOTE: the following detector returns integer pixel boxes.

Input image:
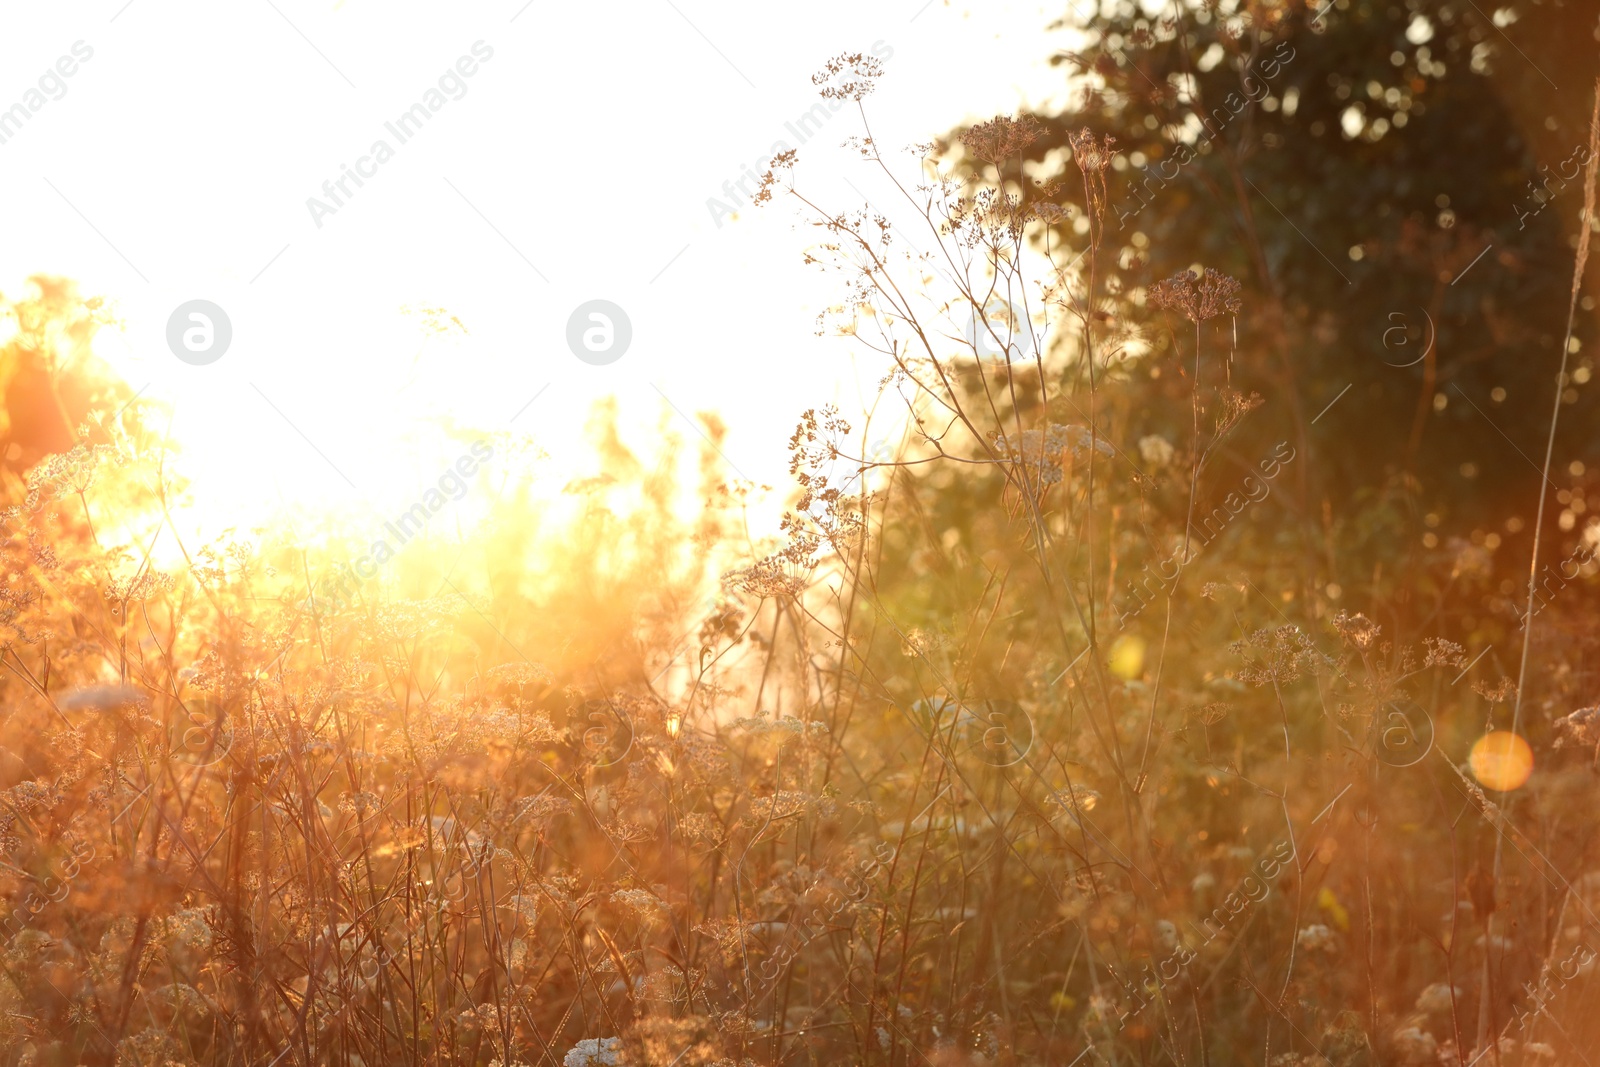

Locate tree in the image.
[945,0,1600,626]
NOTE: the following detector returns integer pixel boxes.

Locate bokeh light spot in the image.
[1109,635,1146,680]
[1469,731,1533,791]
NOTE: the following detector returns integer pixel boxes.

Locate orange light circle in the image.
[1469,731,1534,791]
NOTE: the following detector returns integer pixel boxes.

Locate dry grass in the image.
[0,64,1597,1067]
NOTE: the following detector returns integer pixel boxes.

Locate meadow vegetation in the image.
[1,10,1599,1067]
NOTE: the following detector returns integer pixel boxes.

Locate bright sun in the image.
[87,291,798,576]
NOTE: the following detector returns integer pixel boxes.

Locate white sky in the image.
[0,0,1075,544]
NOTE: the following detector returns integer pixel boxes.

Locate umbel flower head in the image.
[563,1037,622,1067]
[994,423,1114,487]
[1230,625,1318,687]
[1068,127,1116,220]
[812,52,883,101]
[1554,705,1600,753]
[1332,610,1381,650]
[962,113,1044,164]
[1148,268,1244,323]
[1067,126,1115,173]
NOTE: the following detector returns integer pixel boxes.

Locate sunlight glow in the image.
[1469,730,1535,792]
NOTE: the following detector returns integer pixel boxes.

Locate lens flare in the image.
[1109,634,1146,680]
[1469,731,1534,791]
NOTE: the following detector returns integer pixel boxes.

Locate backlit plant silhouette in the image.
[0,35,1597,1067]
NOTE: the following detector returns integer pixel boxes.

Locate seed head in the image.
[1148,268,1244,323]
[963,114,1044,164]
[813,53,883,102]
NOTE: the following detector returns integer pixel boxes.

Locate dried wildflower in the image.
[1332,611,1381,650]
[104,569,174,609]
[563,1036,624,1062]
[1423,638,1469,670]
[1148,268,1244,323]
[0,562,42,641]
[511,794,573,823]
[337,791,381,816]
[1473,677,1516,704]
[1415,983,1461,1014]
[1389,1026,1438,1064]
[148,980,213,1016]
[789,404,850,472]
[6,782,57,817]
[1554,705,1600,761]
[679,812,724,843]
[591,947,643,975]
[170,906,214,950]
[1030,201,1071,225]
[1296,923,1337,952]
[695,916,753,955]
[1213,389,1263,437]
[963,114,1044,164]
[115,1027,185,1067]
[486,661,554,689]
[370,596,459,643]
[24,440,122,508]
[1138,434,1176,469]
[732,709,824,739]
[1197,702,1232,726]
[994,423,1114,490]
[723,554,810,599]
[1068,127,1115,173]
[1231,626,1318,687]
[946,185,1033,242]
[900,627,948,659]
[457,1002,499,1030]
[611,888,670,926]
[754,148,798,207]
[502,893,539,925]
[812,52,882,102]
[1046,785,1101,817]
[1069,127,1116,218]
[748,790,813,821]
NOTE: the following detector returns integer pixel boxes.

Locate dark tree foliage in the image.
[946,0,1599,634]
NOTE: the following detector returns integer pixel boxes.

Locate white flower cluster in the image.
[1296,923,1337,953]
[563,1037,622,1066]
[733,710,826,736]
